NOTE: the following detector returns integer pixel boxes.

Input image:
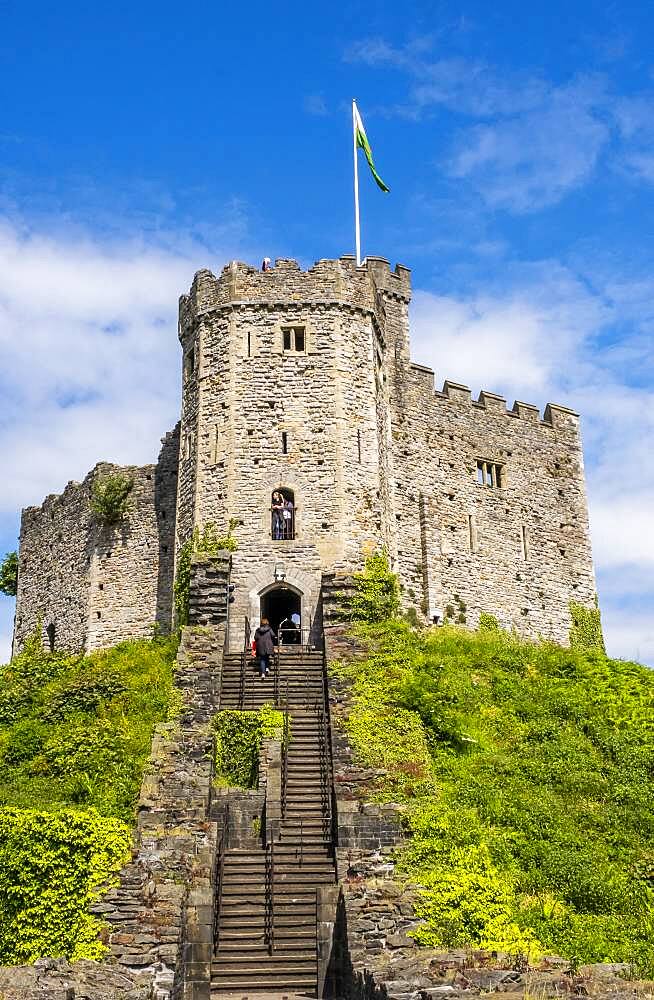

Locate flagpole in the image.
[352,99,361,266]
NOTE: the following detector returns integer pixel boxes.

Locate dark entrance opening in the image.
[46,623,55,653]
[260,587,301,643]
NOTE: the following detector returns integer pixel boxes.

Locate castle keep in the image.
[13,254,597,654]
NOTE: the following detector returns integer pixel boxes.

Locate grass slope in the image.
[0,633,178,964]
[332,620,654,972]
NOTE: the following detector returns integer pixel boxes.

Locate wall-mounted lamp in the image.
[274,564,286,583]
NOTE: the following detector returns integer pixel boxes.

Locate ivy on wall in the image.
[0,807,130,965]
[569,599,605,652]
[213,705,284,788]
[174,520,239,627]
[349,550,400,623]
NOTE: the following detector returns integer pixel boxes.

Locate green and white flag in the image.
[353,101,390,193]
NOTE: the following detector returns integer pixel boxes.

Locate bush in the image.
[0,552,18,597]
[213,705,284,788]
[174,520,239,627]
[90,473,134,525]
[0,808,130,965]
[350,550,400,623]
[336,620,654,972]
[0,633,178,821]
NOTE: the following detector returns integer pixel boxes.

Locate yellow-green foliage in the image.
[214,705,284,788]
[350,550,400,623]
[334,620,654,972]
[0,633,178,965]
[174,520,239,627]
[90,473,134,525]
[0,808,130,965]
[569,600,605,652]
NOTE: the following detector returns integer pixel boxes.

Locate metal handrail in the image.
[239,616,251,710]
[320,637,339,869]
[213,804,230,953]
[264,839,275,954]
[281,679,289,820]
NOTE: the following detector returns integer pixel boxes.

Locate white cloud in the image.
[0,219,244,514]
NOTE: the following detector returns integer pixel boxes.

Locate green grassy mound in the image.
[332,620,654,972]
[0,632,178,964]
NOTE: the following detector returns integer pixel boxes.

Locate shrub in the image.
[350,550,400,623]
[0,633,178,822]
[0,552,18,597]
[174,520,239,627]
[0,807,130,965]
[213,705,284,788]
[337,619,654,972]
[479,612,500,631]
[90,473,134,525]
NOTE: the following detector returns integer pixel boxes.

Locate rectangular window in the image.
[521,524,529,560]
[247,331,251,357]
[282,431,288,454]
[357,429,362,464]
[476,459,505,488]
[282,326,306,353]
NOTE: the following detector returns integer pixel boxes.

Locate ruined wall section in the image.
[392,368,597,644]
[177,256,410,632]
[14,432,179,655]
[15,477,94,654]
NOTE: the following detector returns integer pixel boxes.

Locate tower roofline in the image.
[179,254,412,327]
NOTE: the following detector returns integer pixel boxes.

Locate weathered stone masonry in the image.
[13,254,597,654]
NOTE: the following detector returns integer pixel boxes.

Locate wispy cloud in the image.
[303,94,329,116]
[346,38,627,211]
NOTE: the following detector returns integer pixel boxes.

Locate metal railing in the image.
[264,839,275,954]
[238,616,251,710]
[212,804,230,953]
[270,506,295,541]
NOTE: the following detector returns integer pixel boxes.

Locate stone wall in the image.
[14,429,179,655]
[389,368,597,643]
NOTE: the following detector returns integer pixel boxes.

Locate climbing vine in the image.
[213,705,284,788]
[90,473,134,526]
[569,599,605,652]
[349,550,400,623]
[0,807,130,965]
[173,520,239,627]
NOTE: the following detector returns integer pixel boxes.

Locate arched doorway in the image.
[260,586,301,643]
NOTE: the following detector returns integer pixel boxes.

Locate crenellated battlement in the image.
[408,364,580,434]
[178,255,411,337]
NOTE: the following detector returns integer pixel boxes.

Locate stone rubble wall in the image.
[389,366,597,644]
[13,430,179,656]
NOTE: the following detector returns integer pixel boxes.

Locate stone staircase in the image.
[211,646,336,998]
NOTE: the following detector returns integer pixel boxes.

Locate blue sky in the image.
[0,0,652,663]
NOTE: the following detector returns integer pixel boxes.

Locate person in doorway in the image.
[254,617,276,678]
[271,490,284,540]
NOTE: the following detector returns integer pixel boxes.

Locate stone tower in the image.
[176,255,411,636]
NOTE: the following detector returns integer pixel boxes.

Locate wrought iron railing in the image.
[212,804,230,953]
[270,506,295,540]
[264,839,275,954]
[238,616,251,710]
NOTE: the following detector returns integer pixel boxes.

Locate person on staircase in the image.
[254,617,276,678]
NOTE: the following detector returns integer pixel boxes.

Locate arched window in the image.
[271,488,295,541]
